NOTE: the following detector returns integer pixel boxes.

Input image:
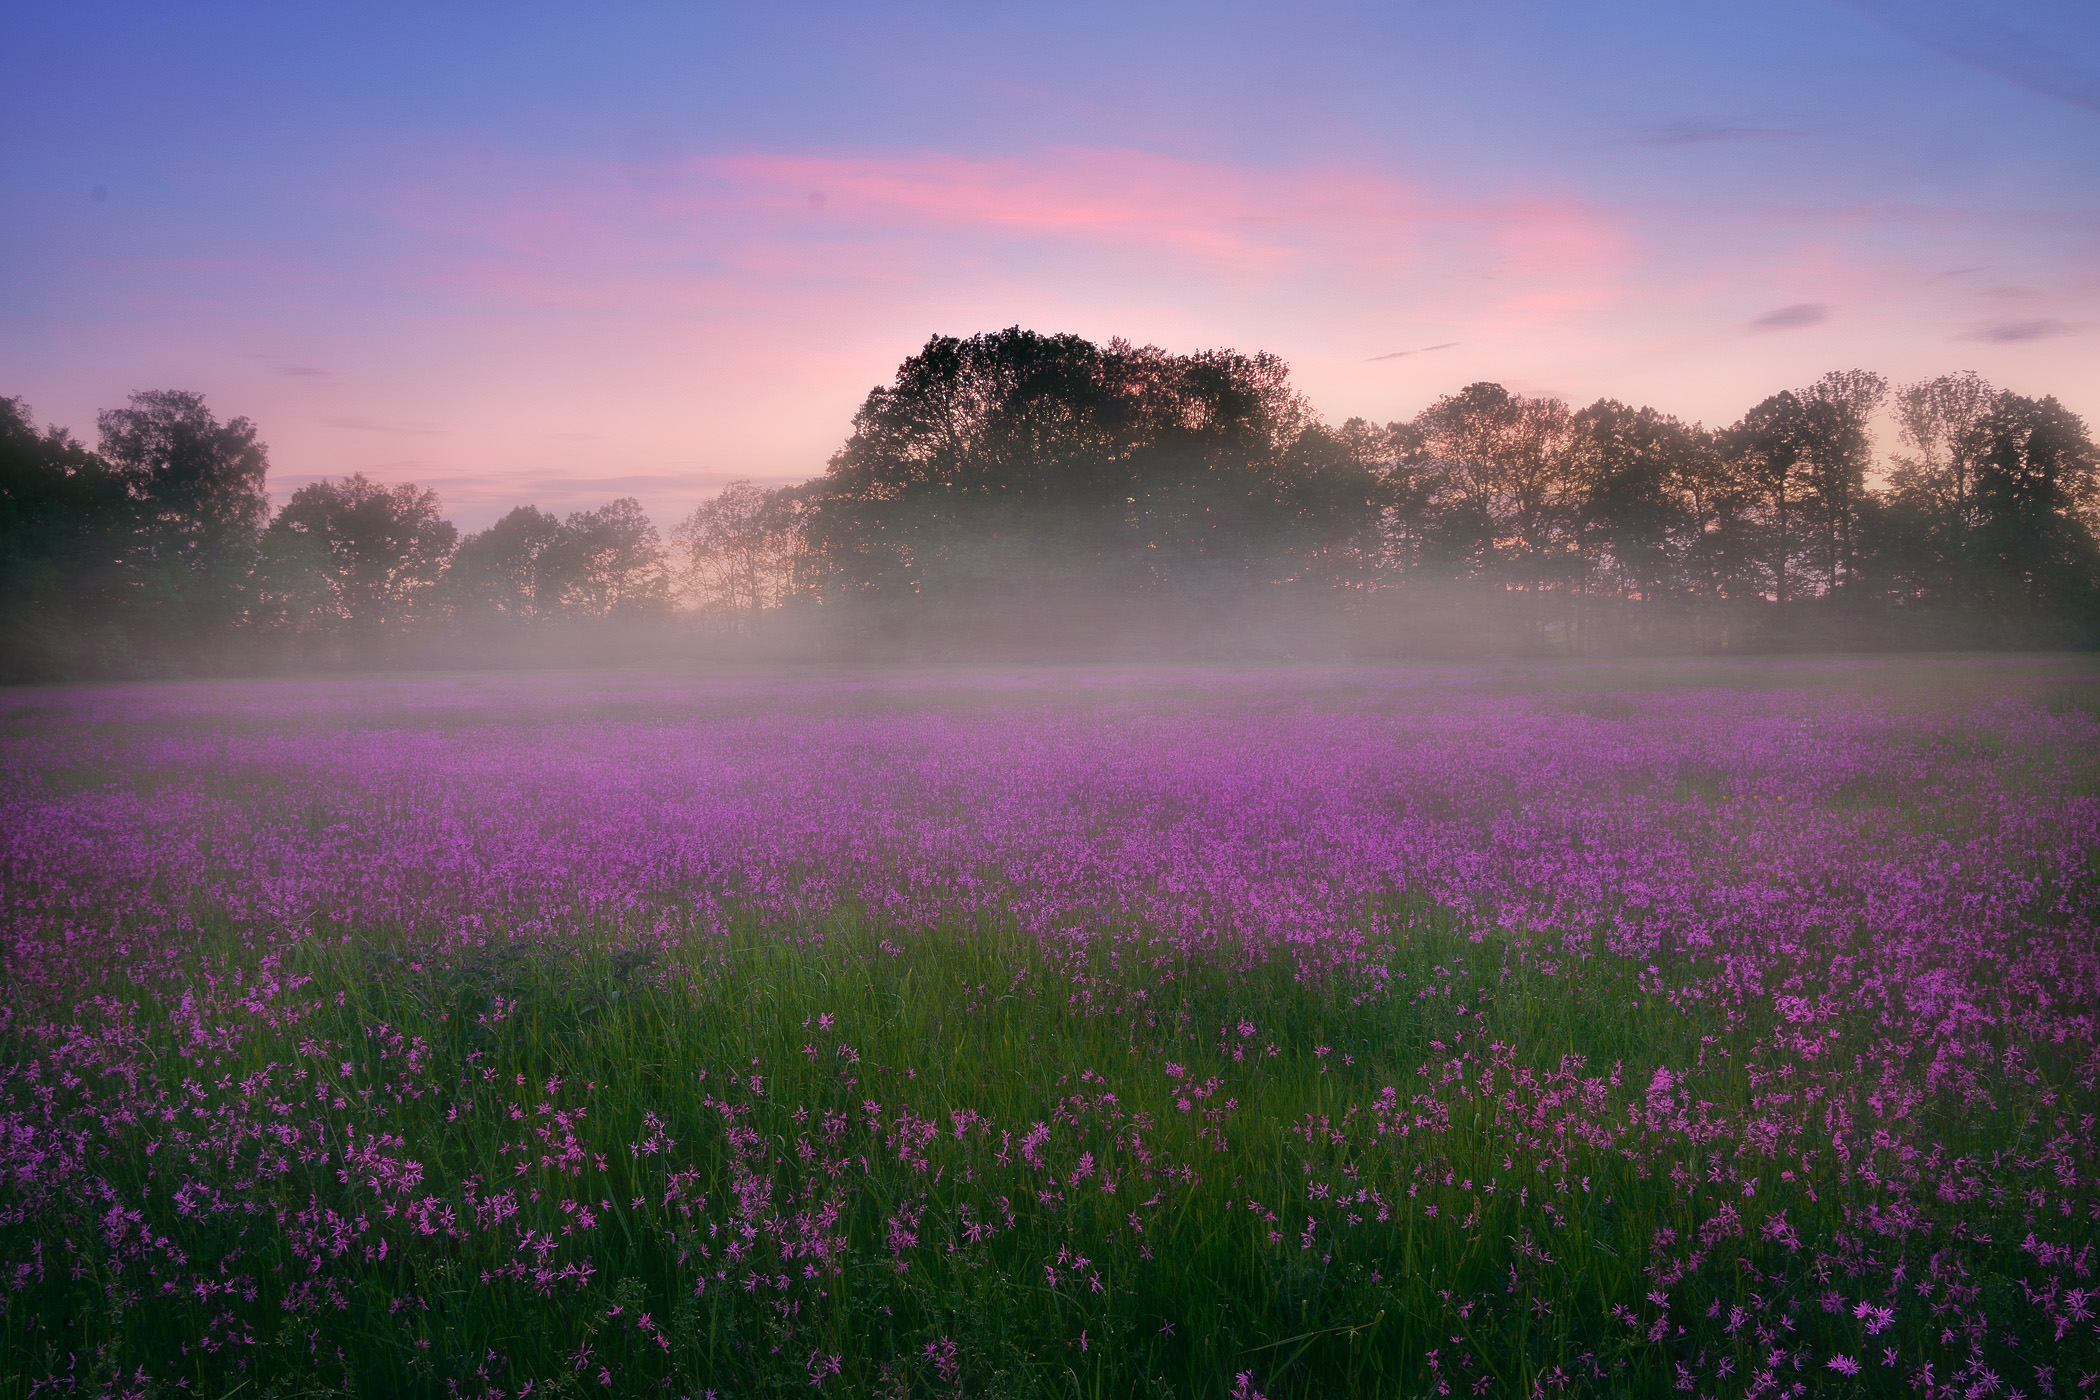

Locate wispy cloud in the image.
[375,143,1634,303]
[1749,302,1831,332]
[326,417,448,436]
[1841,1,2100,117]
[1957,317,2083,343]
[1622,118,1794,148]
[1368,342,1458,362]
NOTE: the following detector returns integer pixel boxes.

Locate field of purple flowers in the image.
[2,658,2097,1400]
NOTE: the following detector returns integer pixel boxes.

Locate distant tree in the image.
[1799,370,1887,595]
[1727,391,1815,607]
[1267,420,1391,589]
[1332,418,1440,578]
[0,398,136,679]
[1409,383,1579,590]
[1887,371,1997,608]
[804,328,1366,606]
[446,505,564,621]
[1964,393,2100,619]
[258,474,457,631]
[1105,342,1336,596]
[672,481,804,626]
[1567,400,1701,605]
[96,390,270,638]
[540,498,671,618]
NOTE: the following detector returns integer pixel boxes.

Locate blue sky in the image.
[4,1,2095,527]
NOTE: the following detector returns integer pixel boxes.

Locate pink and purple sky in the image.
[4,1,2097,530]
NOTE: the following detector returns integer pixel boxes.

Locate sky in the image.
[3,1,2097,532]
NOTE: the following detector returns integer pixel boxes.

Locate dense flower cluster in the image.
[0,662,2094,1397]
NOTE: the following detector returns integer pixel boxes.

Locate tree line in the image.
[5,330,2097,679]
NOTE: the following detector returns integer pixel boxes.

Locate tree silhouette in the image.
[0,398,136,678]
[1568,400,1702,606]
[539,498,670,618]
[1965,394,2099,619]
[1799,370,1886,596]
[259,474,457,632]
[803,329,1365,607]
[1888,371,1996,609]
[1728,391,1814,608]
[447,506,564,621]
[96,390,270,641]
[672,480,805,627]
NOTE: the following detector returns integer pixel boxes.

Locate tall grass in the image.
[1,660,2094,1398]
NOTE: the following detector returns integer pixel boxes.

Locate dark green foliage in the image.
[2,392,270,680]
[7,351,2100,679]
[803,328,1383,606]
[1966,394,2100,622]
[257,474,459,640]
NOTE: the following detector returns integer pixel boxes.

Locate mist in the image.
[6,331,2097,684]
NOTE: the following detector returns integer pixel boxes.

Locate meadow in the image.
[1,657,2096,1400]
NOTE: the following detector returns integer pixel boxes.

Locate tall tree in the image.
[258,474,457,631]
[96,390,270,637]
[540,498,671,618]
[1567,400,1700,606]
[0,398,135,679]
[1672,422,1758,605]
[672,481,804,626]
[1888,371,1996,608]
[1727,391,1814,607]
[806,328,1362,606]
[446,505,564,621]
[1799,370,1887,595]
[1335,418,1440,579]
[1267,421,1391,590]
[1964,394,2100,618]
[1410,383,1579,589]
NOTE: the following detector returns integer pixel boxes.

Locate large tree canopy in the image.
[96,389,271,634]
[259,474,457,632]
[0,398,137,678]
[803,328,1381,600]
[445,505,565,622]
[1965,393,2100,616]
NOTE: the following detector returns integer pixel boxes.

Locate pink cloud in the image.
[13,136,2095,535]
[370,143,1642,311]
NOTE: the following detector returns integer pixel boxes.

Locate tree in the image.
[259,474,457,631]
[0,398,136,679]
[1409,383,1579,590]
[539,498,671,618]
[1887,371,1996,607]
[1799,370,1887,595]
[1330,418,1438,579]
[1963,394,2100,619]
[446,505,564,621]
[672,481,804,626]
[1266,421,1390,590]
[1567,400,1703,606]
[804,328,1363,607]
[1727,391,1814,607]
[96,390,270,636]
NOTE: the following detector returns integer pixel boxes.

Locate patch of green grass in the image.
[5,894,2081,1400]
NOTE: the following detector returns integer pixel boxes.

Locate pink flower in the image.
[1853,1301,1895,1335]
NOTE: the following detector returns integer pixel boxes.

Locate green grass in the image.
[4,893,2086,1400]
